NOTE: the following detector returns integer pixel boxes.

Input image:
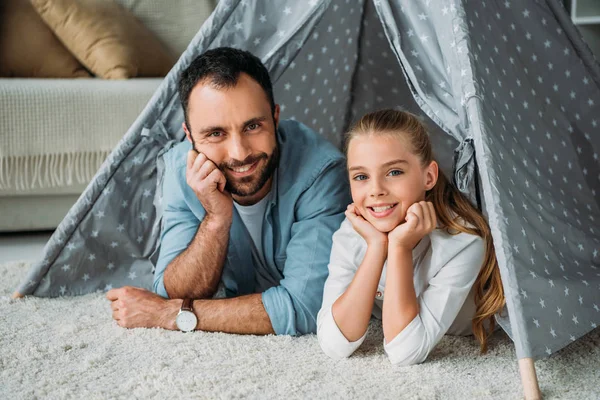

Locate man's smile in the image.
[228,160,259,177]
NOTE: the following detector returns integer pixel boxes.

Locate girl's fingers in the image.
[344,209,354,220]
[404,211,419,231]
[345,209,361,222]
[427,202,437,230]
[409,203,424,229]
[419,201,432,230]
[348,203,364,218]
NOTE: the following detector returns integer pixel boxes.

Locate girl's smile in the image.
[366,202,398,218]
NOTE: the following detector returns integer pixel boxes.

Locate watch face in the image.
[176,311,197,332]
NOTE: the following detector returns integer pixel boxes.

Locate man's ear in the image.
[183,122,192,143]
[424,160,439,191]
[273,104,280,129]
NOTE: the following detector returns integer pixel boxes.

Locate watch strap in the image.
[181,298,193,312]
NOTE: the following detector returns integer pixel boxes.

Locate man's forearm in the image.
[163,216,231,299]
[190,293,275,335]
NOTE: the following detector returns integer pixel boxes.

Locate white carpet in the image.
[2,261,599,400]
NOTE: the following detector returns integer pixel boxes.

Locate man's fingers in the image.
[112,310,120,321]
[205,168,228,194]
[186,149,198,171]
[197,159,217,180]
[206,168,224,184]
[216,171,227,193]
[192,151,208,172]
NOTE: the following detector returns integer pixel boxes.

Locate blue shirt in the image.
[153,120,351,336]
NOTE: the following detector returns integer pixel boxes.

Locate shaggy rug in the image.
[2,260,599,399]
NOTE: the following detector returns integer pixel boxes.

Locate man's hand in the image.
[186,149,233,225]
[106,286,181,330]
[345,203,388,247]
[388,201,436,252]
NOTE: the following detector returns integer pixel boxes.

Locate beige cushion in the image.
[114,0,217,57]
[30,0,176,79]
[0,0,91,78]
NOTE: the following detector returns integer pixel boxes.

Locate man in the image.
[106,47,350,336]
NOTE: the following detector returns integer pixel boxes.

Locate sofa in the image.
[0,0,216,231]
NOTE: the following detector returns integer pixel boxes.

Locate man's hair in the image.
[178,47,275,129]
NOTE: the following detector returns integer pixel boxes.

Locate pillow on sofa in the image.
[0,0,91,78]
[30,0,176,79]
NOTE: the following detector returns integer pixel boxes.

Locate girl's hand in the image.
[345,204,388,247]
[388,201,436,251]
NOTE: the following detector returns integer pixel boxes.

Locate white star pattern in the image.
[461,2,599,358]
[28,0,597,363]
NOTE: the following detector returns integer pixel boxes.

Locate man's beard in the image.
[219,145,279,197]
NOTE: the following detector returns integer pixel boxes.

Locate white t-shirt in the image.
[234,196,269,253]
[317,218,485,366]
[234,194,271,289]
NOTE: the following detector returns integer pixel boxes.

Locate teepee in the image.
[15,1,600,397]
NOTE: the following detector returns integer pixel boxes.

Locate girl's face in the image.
[346,133,438,233]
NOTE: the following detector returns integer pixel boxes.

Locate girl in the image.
[317,109,505,366]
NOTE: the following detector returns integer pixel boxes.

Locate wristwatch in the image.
[175,299,197,332]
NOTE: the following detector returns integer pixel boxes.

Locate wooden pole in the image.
[519,357,542,400]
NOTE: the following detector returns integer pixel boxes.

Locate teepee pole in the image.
[519,358,542,400]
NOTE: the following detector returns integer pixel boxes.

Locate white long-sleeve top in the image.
[317,218,485,366]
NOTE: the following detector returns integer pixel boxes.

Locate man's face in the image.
[183,73,280,204]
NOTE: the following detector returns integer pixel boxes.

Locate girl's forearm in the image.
[332,243,387,341]
[382,246,419,343]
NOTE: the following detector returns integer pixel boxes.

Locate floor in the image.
[0,231,53,264]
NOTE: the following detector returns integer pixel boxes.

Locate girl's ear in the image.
[424,160,439,191]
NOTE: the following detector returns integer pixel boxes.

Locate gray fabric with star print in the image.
[16,0,600,360]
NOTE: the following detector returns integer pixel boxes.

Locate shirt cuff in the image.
[383,314,428,366]
[262,286,297,335]
[153,276,169,299]
[317,305,367,360]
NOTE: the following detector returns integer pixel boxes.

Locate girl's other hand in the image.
[345,204,388,247]
[388,201,436,251]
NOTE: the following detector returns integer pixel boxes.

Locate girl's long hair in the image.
[345,109,505,353]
